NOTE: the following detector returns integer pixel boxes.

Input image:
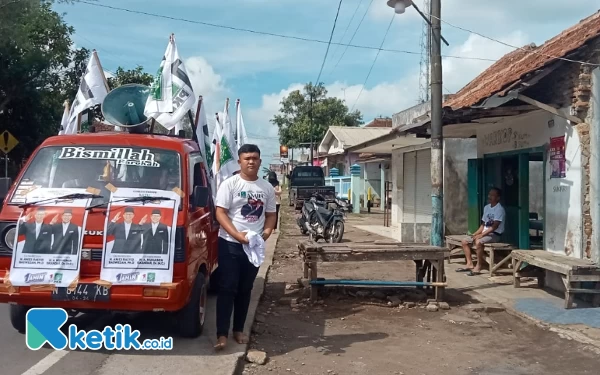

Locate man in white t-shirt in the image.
[213,144,276,350]
[457,187,505,276]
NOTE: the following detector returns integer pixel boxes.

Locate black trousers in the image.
[274,204,280,229]
[216,237,260,338]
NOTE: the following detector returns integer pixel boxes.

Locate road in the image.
[0,297,245,375]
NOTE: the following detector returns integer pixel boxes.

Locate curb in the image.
[231,230,280,375]
[502,304,600,354]
[449,283,600,353]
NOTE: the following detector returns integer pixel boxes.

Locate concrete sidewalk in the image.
[445,262,600,352]
[351,221,600,352]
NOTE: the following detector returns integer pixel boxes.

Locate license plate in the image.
[51,283,110,302]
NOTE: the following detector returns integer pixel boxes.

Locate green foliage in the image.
[107,66,154,89]
[0,0,76,166]
[271,82,363,148]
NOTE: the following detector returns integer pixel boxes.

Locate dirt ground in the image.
[241,200,600,375]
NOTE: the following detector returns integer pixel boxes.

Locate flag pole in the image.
[188,96,203,144]
[76,113,82,133]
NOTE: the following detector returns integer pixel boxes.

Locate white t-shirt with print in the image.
[215,174,277,243]
[482,203,505,234]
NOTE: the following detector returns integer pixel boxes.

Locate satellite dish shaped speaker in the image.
[102,84,152,133]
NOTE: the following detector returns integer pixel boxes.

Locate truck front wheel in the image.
[176,272,207,338]
[10,304,30,334]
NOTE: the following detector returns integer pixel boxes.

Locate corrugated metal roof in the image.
[444,10,600,110]
[327,126,391,148]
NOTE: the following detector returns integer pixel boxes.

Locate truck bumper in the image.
[0,270,189,312]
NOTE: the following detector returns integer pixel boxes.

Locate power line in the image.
[315,0,344,86]
[350,14,395,112]
[327,0,374,77]
[327,0,364,68]
[425,12,600,67]
[77,1,496,62]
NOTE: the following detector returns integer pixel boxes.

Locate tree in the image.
[271,83,363,148]
[0,0,77,171]
[108,66,154,88]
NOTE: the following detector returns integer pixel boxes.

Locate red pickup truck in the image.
[0,131,219,337]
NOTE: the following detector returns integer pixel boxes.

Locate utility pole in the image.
[309,89,314,166]
[430,0,444,247]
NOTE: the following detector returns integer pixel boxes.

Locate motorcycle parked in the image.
[297,194,345,243]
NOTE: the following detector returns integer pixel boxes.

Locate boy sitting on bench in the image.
[457,187,505,276]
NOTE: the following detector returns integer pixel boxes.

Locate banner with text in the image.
[100,188,180,285]
[9,194,91,287]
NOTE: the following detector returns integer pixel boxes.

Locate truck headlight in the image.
[3,226,16,250]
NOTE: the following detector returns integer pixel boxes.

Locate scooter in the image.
[297,194,345,243]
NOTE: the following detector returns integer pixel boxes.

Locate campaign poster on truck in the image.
[9,190,91,287]
[100,188,180,285]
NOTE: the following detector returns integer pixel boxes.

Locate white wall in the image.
[444,138,478,234]
[476,110,583,259]
[391,149,403,225]
[545,113,582,258]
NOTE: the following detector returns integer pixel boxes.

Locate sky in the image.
[54,0,598,163]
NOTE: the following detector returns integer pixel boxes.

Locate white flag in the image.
[144,35,195,130]
[59,100,70,133]
[60,51,109,135]
[235,99,248,146]
[211,114,223,196]
[216,100,240,187]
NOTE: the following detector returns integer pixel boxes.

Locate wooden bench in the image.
[512,250,600,309]
[445,235,513,276]
[298,241,448,302]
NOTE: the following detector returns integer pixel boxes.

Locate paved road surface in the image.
[0,297,246,375]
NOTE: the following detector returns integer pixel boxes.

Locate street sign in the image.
[0,130,18,154]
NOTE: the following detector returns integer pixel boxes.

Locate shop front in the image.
[468,110,583,258]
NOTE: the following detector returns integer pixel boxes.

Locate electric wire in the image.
[315,0,344,86]
[350,13,395,112]
[77,1,495,62]
[424,11,600,66]
[327,0,364,71]
[327,0,375,77]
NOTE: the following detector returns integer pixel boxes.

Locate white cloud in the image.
[185,56,228,104]
[442,31,529,93]
[246,28,529,137]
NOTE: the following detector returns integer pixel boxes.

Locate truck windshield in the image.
[8,145,181,205]
[292,168,324,178]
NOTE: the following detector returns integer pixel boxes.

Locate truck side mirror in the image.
[193,186,210,208]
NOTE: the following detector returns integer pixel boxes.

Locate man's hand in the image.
[112,212,121,223]
[262,229,273,241]
[139,215,148,225]
[236,231,249,244]
[49,214,59,225]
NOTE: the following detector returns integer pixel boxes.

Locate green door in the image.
[500,155,520,247]
[467,159,483,234]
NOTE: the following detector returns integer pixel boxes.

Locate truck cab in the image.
[288,166,336,210]
[0,132,219,337]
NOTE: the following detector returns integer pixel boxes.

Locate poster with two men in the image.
[100,188,180,285]
[9,189,91,287]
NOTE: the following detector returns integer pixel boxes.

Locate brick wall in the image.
[524,36,600,259]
